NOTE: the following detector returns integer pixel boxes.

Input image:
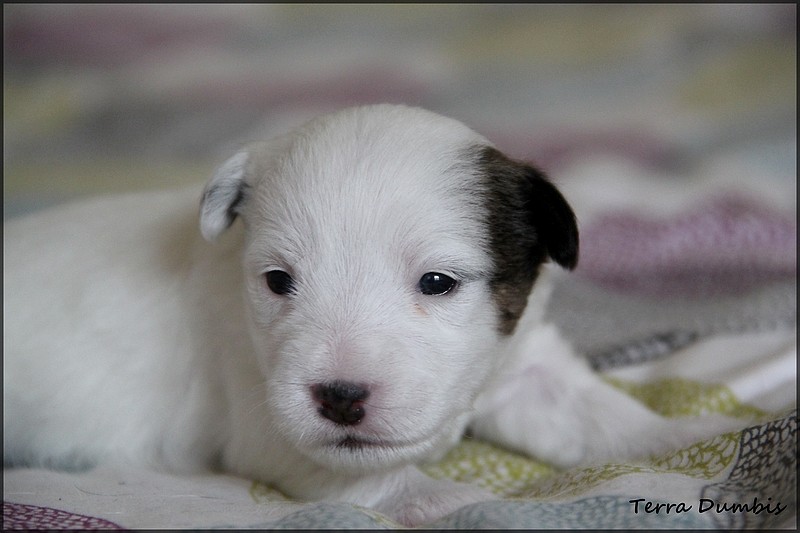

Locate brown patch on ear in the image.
[493,280,537,336]
[475,146,579,335]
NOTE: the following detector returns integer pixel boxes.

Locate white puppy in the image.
[4,104,736,525]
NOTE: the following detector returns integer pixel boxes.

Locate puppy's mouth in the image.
[334,436,394,451]
[311,431,444,469]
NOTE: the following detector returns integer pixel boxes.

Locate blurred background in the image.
[3,4,796,220]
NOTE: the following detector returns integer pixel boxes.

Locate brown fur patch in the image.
[474,146,578,335]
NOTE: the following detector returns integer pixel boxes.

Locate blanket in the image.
[3,4,796,530]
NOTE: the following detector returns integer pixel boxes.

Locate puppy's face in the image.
[200,105,577,471]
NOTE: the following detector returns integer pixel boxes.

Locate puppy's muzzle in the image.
[311,381,370,426]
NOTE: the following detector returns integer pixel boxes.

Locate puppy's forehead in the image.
[281,106,487,195]
[251,107,492,264]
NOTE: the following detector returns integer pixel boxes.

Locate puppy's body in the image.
[4,105,738,525]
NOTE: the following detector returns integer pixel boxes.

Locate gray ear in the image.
[200,151,250,241]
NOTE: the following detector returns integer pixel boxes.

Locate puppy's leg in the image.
[470,322,745,468]
[334,465,495,527]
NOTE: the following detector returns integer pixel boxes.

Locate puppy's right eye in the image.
[419,272,457,296]
[265,270,295,295]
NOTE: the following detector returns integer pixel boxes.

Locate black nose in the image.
[311,381,370,426]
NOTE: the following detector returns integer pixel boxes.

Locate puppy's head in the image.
[200,104,577,471]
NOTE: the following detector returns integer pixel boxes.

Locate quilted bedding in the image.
[3,4,796,529]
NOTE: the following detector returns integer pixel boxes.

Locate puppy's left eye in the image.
[265,270,295,295]
[419,272,457,295]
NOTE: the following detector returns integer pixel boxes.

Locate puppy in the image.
[4,104,737,526]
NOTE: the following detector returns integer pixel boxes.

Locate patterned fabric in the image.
[3,3,796,530]
[2,502,123,530]
[700,413,797,530]
[550,278,796,365]
[576,196,797,296]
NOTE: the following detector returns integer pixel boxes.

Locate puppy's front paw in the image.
[471,392,590,468]
[375,473,495,527]
[471,363,750,469]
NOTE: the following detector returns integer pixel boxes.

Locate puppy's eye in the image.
[265,270,295,295]
[418,272,457,296]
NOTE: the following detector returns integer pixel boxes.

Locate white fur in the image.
[3,104,742,526]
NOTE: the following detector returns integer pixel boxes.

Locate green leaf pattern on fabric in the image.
[423,440,555,497]
[605,377,769,419]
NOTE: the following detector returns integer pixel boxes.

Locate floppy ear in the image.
[477,146,579,335]
[479,146,579,271]
[521,163,579,270]
[200,151,250,241]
